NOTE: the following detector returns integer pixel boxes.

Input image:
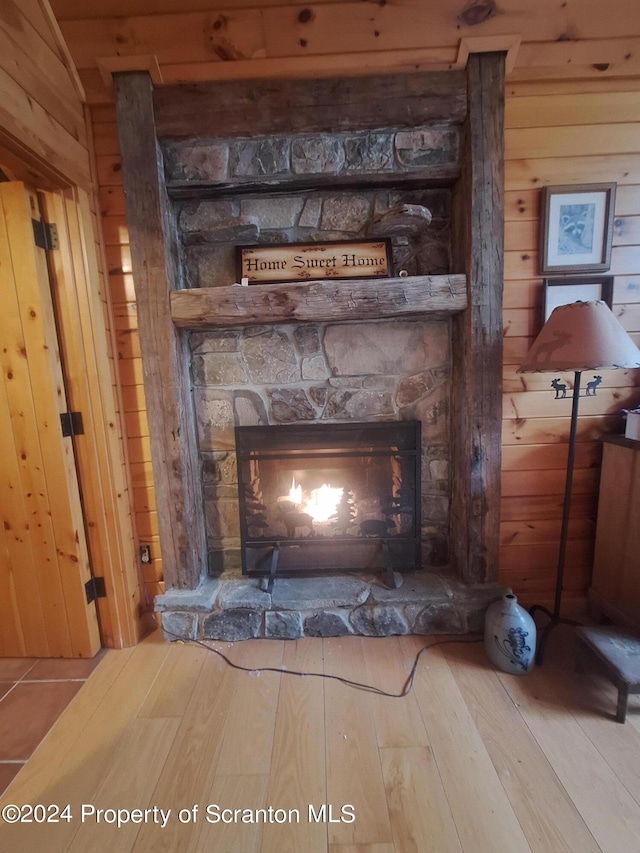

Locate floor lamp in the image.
[518,300,640,665]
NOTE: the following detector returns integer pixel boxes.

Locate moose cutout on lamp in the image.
[518,300,640,665]
[550,375,602,399]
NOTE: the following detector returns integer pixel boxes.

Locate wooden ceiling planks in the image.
[51,0,640,50]
[47,0,640,105]
[0,0,91,186]
[51,0,339,16]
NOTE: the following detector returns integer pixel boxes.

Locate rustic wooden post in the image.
[113,71,206,589]
[451,52,505,584]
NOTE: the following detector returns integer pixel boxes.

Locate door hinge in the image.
[32,219,59,251]
[85,576,106,604]
[60,411,84,437]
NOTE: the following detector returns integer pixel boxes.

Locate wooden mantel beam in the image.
[113,71,206,590]
[171,274,467,330]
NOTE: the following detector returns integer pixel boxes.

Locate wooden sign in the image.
[236,239,392,284]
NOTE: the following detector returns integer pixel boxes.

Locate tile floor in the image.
[0,652,105,795]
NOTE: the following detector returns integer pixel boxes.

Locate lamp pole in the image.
[530,370,582,664]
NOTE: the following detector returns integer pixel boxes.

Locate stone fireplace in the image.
[113,62,506,641]
[236,420,422,584]
[193,314,451,574]
[180,178,456,594]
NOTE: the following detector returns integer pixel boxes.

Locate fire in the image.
[287,477,343,523]
[288,477,302,504]
[305,483,344,523]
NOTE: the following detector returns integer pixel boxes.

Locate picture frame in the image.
[539,183,616,274]
[543,276,614,322]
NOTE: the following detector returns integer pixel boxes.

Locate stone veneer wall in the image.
[154,123,479,640]
[163,123,459,289]
[166,128,457,581]
[193,317,452,576]
[164,124,459,190]
[179,186,451,288]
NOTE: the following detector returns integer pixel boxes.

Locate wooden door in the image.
[0,181,101,658]
[38,187,145,649]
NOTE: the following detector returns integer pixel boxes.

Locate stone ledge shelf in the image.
[170,273,467,330]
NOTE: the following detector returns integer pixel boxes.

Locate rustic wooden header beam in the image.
[153,70,467,139]
[170,274,467,330]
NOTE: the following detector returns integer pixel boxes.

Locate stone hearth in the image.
[157,572,503,642]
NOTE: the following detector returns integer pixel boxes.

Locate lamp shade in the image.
[519,300,640,373]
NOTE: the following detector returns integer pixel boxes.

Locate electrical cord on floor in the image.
[159,624,484,699]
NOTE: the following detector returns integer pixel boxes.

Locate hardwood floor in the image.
[1,626,640,852]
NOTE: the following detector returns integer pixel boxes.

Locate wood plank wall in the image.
[91,103,163,599]
[88,77,640,609]
[50,0,640,608]
[49,0,640,100]
[502,78,640,612]
[0,0,91,189]
[0,1,145,638]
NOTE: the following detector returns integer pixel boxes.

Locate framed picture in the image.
[543,276,614,321]
[539,183,616,274]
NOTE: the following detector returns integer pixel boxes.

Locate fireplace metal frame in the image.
[235,421,421,590]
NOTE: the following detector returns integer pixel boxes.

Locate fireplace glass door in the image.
[235,422,421,584]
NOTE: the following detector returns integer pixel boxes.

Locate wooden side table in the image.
[575,626,640,723]
[590,435,640,631]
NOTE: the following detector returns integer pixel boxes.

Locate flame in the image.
[288,477,302,504]
[304,483,344,523]
[285,477,343,523]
